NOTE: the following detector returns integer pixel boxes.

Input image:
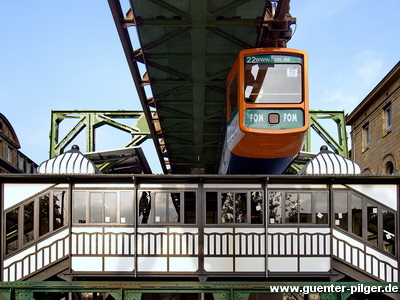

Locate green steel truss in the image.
[49,110,151,161]
[289,110,348,174]
[49,110,151,173]
[49,110,348,174]
[306,110,349,157]
[2,281,398,300]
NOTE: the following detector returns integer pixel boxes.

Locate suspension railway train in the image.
[219,48,309,174]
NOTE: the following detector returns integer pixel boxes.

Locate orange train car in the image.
[219,48,309,174]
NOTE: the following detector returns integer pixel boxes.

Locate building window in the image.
[206,191,263,225]
[7,146,13,162]
[381,155,396,175]
[333,189,396,256]
[6,208,20,255]
[386,161,394,174]
[18,154,25,171]
[362,123,370,151]
[139,191,196,225]
[73,190,134,224]
[382,209,396,255]
[269,190,328,225]
[334,192,348,230]
[73,191,87,223]
[39,194,50,237]
[23,201,35,244]
[362,168,372,175]
[4,189,68,255]
[385,104,392,133]
[351,194,363,237]
[53,191,67,229]
[367,203,378,246]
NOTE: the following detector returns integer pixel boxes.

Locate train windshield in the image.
[244,61,302,104]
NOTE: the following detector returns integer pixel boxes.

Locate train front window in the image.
[244,63,302,104]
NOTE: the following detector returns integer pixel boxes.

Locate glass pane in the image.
[235,193,247,223]
[73,191,87,224]
[269,191,282,224]
[367,203,378,246]
[120,191,134,224]
[250,191,263,224]
[138,191,151,224]
[53,190,67,230]
[39,194,50,236]
[154,192,167,223]
[334,192,348,231]
[315,192,328,224]
[221,193,234,223]
[351,194,363,237]
[206,192,218,224]
[6,208,19,255]
[244,63,302,103]
[299,193,312,223]
[23,201,35,244]
[184,192,196,224]
[104,193,117,223]
[285,193,298,223]
[382,209,395,255]
[90,192,103,223]
[168,193,180,223]
[386,106,392,130]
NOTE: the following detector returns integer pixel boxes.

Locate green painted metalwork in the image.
[307,110,349,157]
[109,1,349,174]
[0,281,398,299]
[321,292,351,300]
[109,0,292,174]
[288,110,348,174]
[49,110,151,169]
[233,291,251,300]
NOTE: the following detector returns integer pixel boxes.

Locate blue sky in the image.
[1,0,399,174]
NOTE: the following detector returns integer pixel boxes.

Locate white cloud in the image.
[320,90,359,112]
[354,50,385,84]
[317,49,389,112]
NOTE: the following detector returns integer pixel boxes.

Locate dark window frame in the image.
[72,189,134,225]
[362,122,370,151]
[137,190,197,225]
[384,103,393,134]
[268,190,329,225]
[333,189,396,256]
[205,190,264,226]
[4,189,68,256]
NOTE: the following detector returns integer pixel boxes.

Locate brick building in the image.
[346,62,400,175]
[0,113,37,173]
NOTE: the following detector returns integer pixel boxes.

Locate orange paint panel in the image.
[232,132,306,159]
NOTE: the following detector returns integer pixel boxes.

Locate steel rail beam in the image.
[108,0,169,173]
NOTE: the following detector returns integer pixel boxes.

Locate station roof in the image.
[109,0,294,174]
[38,146,151,175]
[85,147,152,174]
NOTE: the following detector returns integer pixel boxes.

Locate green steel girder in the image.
[288,110,349,174]
[306,110,349,157]
[1,281,399,299]
[321,292,352,300]
[49,110,151,158]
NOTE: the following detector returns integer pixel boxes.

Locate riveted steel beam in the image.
[50,110,151,158]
